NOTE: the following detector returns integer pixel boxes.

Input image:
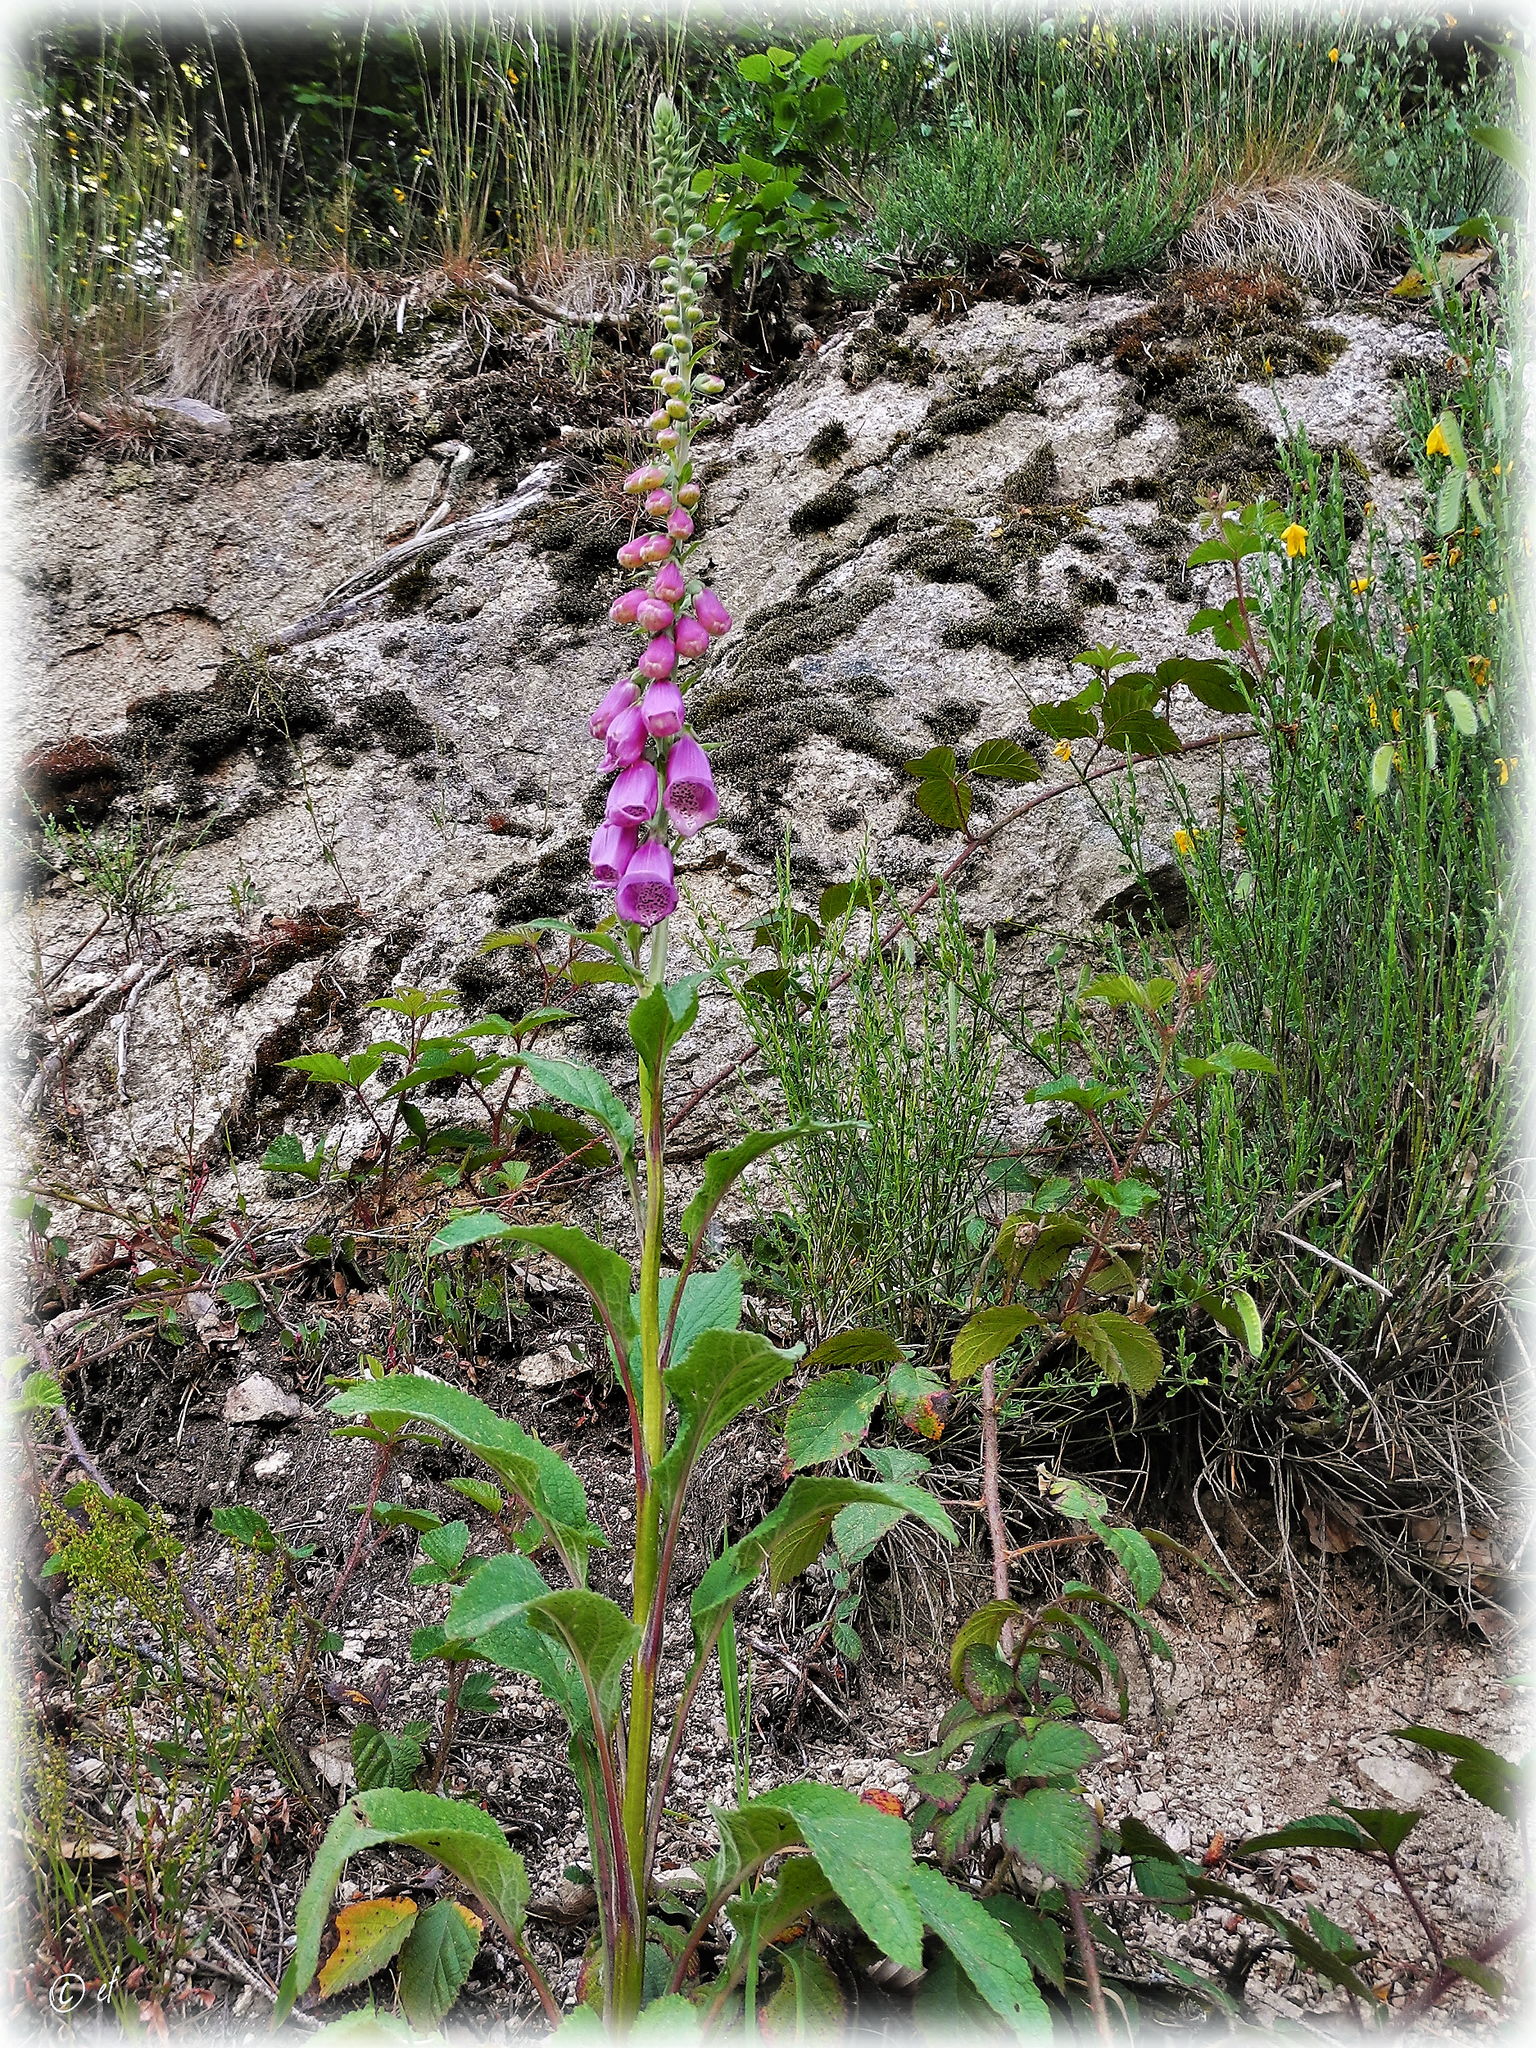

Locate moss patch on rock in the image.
[1110,268,1346,395]
[1156,384,1286,520]
[789,478,858,536]
[358,688,439,758]
[842,324,936,393]
[890,521,1013,601]
[941,591,1080,660]
[806,420,852,467]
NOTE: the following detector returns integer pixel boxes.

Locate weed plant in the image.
[722,866,1000,1352]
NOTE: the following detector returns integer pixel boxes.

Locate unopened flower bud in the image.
[693,587,732,638]
[665,397,689,419]
[638,633,677,681]
[624,464,667,495]
[616,537,647,571]
[646,408,670,432]
[652,561,686,605]
[677,482,701,509]
[667,507,694,540]
[645,488,673,517]
[603,702,648,767]
[637,532,673,565]
[650,341,672,363]
[656,427,680,451]
[675,613,709,660]
[635,597,675,634]
[608,587,648,626]
[640,679,685,736]
[590,675,640,737]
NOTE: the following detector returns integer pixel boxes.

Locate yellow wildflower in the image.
[1497,756,1517,785]
[1172,828,1201,857]
[1448,547,1462,565]
[1364,500,1375,514]
[393,187,406,202]
[1426,421,1452,458]
[1390,707,1402,734]
[1282,522,1308,558]
[1422,552,1440,569]
[1350,576,1371,594]
[1233,823,1248,844]
[1262,355,1273,375]
[1489,598,1498,614]
[1053,740,1072,764]
[1367,697,1378,726]
[1468,654,1490,687]
[1329,45,1340,61]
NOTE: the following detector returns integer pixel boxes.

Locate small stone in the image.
[250,1446,292,1480]
[1356,1754,1438,1806]
[518,1345,586,1389]
[1164,1821,1192,1855]
[224,1375,300,1424]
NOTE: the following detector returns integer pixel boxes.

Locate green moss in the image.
[1003,444,1061,508]
[806,420,852,467]
[359,689,438,759]
[529,501,631,627]
[789,478,858,537]
[842,325,936,393]
[1109,269,1345,398]
[921,697,982,746]
[1156,385,1286,520]
[386,553,441,615]
[941,592,1080,659]
[890,522,1013,602]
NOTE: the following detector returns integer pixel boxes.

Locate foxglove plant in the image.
[272,97,1058,2042]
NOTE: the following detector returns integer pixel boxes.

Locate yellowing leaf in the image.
[318,1896,419,1998]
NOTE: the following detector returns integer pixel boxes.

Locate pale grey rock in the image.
[223,1375,301,1424]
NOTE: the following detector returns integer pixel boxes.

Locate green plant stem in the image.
[1066,1886,1112,2045]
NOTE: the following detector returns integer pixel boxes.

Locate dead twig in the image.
[1274,1228,1392,1301]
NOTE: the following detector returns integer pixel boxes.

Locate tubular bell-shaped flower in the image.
[663,735,719,836]
[674,613,709,660]
[615,839,678,926]
[607,760,660,827]
[602,701,648,769]
[588,822,637,887]
[640,680,685,736]
[590,677,640,738]
[693,587,732,638]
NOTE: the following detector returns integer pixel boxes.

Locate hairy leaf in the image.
[1001,1789,1099,1888]
[397,1900,481,2031]
[783,1370,884,1468]
[909,1864,1051,2034]
[318,1897,418,1998]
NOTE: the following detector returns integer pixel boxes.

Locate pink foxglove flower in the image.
[624,464,667,494]
[667,508,694,541]
[677,483,701,509]
[674,614,709,660]
[609,587,648,626]
[637,533,673,565]
[607,760,659,827]
[693,588,732,638]
[645,409,670,433]
[635,597,675,635]
[603,702,648,768]
[589,822,637,887]
[590,677,640,739]
[616,840,678,926]
[645,489,673,517]
[664,735,719,836]
[617,538,647,571]
[638,634,677,681]
[652,561,686,605]
[640,680,684,736]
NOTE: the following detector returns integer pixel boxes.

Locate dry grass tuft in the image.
[1181,171,1393,294]
[156,258,400,407]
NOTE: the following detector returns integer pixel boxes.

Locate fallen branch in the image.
[204,1934,320,2032]
[22,962,155,1114]
[270,458,563,648]
[116,958,169,1104]
[1274,1228,1392,1301]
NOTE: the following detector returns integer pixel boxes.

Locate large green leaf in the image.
[428,1211,517,1254]
[627,975,708,1080]
[524,1590,640,1733]
[984,1896,1066,1995]
[754,1782,924,1971]
[802,1327,905,1369]
[909,1864,1050,2034]
[275,1791,528,2024]
[514,1054,635,1161]
[1006,1722,1102,1785]
[695,1802,803,1903]
[1001,1789,1100,1889]
[446,1556,586,1730]
[950,1306,1043,1384]
[831,1499,906,1566]
[679,1127,802,1247]
[398,1900,481,2031]
[1060,1310,1163,1396]
[783,1370,884,1467]
[1396,1727,1526,1825]
[655,1329,798,1516]
[324,1378,598,1579]
[648,1261,743,1377]
[968,738,1041,784]
[1240,1813,1374,1853]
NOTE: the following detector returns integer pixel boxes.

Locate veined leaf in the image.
[948,1600,1022,1692]
[656,1328,799,1514]
[491,1224,637,1359]
[1061,1310,1163,1396]
[524,1589,640,1733]
[514,1055,635,1162]
[628,975,709,1080]
[1396,1727,1526,1824]
[950,1306,1043,1384]
[678,1127,806,1248]
[648,1262,743,1377]
[397,1900,481,2032]
[1001,1789,1099,1888]
[275,1791,529,2025]
[968,737,1041,784]
[803,1326,905,1368]
[1006,1722,1102,1785]
[755,1781,924,1972]
[783,1370,884,1467]
[318,1897,418,1998]
[909,1863,1051,2035]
